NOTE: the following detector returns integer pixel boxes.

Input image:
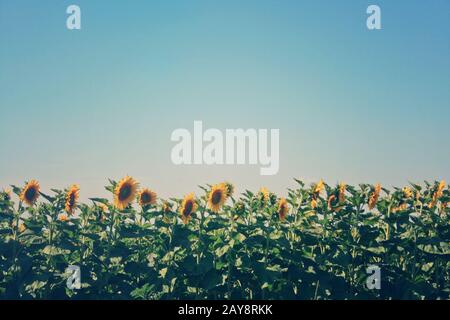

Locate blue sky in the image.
[1,0,449,200]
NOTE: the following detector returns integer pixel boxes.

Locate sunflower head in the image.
[278,198,289,221]
[368,183,381,210]
[208,183,228,213]
[162,201,173,213]
[224,182,235,198]
[20,180,40,206]
[327,194,336,211]
[436,180,446,198]
[402,187,413,199]
[59,214,69,222]
[429,180,446,208]
[96,203,109,221]
[314,179,325,194]
[258,187,270,203]
[138,188,157,207]
[179,193,197,224]
[2,188,12,201]
[338,182,346,203]
[65,184,80,214]
[114,176,139,210]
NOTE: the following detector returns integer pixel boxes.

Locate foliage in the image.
[0,179,449,300]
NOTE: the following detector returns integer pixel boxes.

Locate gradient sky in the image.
[1,0,449,201]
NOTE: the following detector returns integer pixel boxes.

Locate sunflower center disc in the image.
[212,191,222,205]
[141,193,150,203]
[25,188,36,201]
[119,185,132,201]
[183,201,193,216]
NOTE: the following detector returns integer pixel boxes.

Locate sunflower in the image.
[59,214,69,222]
[327,195,336,211]
[368,183,381,210]
[437,180,446,195]
[338,183,346,203]
[259,187,270,203]
[138,188,157,207]
[314,179,325,194]
[403,187,413,199]
[208,183,228,213]
[162,201,172,213]
[311,198,318,209]
[20,180,40,206]
[224,182,234,198]
[65,184,80,214]
[97,203,109,222]
[429,180,446,208]
[278,198,289,221]
[2,188,12,201]
[179,193,197,224]
[114,176,139,210]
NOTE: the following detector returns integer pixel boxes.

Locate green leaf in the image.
[215,245,230,258]
[200,269,222,290]
[42,245,69,256]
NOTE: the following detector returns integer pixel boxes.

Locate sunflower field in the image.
[0,177,449,300]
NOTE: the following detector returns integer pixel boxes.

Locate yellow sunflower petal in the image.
[278,198,289,221]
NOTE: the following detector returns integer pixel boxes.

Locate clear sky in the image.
[1,0,449,201]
